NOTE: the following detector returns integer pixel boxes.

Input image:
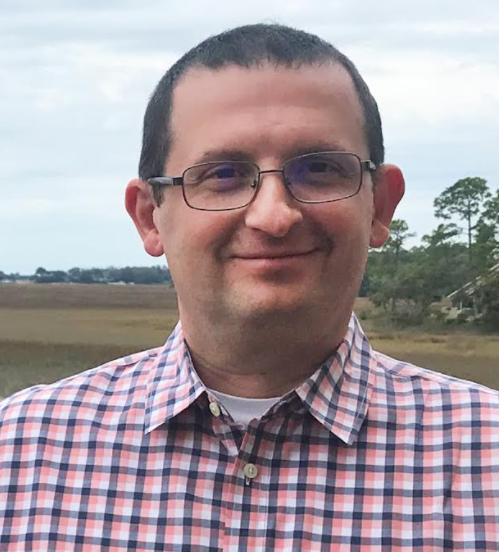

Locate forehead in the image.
[167,62,367,168]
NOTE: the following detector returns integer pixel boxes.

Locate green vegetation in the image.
[434,177,491,262]
[1,265,172,285]
[365,177,499,327]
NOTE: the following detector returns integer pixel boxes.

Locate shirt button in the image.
[209,402,221,417]
[243,463,258,480]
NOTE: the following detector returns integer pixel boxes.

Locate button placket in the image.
[243,462,258,485]
[209,402,221,417]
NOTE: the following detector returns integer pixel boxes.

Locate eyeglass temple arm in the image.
[362,161,376,172]
[147,177,183,187]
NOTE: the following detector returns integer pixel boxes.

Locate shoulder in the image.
[0,347,162,432]
[370,349,499,433]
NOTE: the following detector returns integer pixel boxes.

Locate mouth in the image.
[234,250,317,260]
[230,250,320,273]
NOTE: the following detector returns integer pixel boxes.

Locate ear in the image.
[369,164,405,248]
[125,178,164,257]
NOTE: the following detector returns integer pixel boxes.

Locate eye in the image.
[200,164,237,180]
[208,165,237,179]
[305,159,349,176]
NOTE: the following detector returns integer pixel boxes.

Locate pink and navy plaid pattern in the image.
[1,315,499,550]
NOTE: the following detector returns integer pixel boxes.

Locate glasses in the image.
[148,151,376,211]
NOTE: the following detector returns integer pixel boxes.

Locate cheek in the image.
[315,199,373,246]
[326,211,371,285]
[153,204,185,265]
[157,205,238,266]
[344,194,375,245]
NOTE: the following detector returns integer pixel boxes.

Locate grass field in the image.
[1,283,498,398]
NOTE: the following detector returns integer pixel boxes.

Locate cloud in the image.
[1,0,498,272]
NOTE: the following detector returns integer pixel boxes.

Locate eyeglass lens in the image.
[182,152,362,210]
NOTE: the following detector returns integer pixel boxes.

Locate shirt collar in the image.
[144,314,377,444]
[144,321,206,434]
[294,314,376,445]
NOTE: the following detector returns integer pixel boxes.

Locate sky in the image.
[1,0,498,274]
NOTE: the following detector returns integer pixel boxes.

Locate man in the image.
[1,24,498,551]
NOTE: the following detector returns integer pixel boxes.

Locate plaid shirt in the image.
[1,315,498,551]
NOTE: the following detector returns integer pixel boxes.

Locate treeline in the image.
[1,266,172,286]
[362,177,499,326]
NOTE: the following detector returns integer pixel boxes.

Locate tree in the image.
[367,220,416,315]
[367,218,471,322]
[482,189,499,229]
[368,248,440,320]
[420,225,470,301]
[34,268,68,283]
[376,219,415,314]
[68,267,82,282]
[421,223,460,249]
[473,221,498,271]
[383,219,416,272]
[434,177,491,262]
[474,268,499,329]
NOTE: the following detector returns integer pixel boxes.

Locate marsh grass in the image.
[0,283,498,397]
[369,334,499,390]
[0,340,141,398]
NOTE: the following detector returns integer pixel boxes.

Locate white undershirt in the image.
[208,388,282,427]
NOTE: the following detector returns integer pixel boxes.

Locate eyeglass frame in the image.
[147,151,377,212]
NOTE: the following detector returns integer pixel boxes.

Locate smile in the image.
[234,250,316,260]
[232,250,318,270]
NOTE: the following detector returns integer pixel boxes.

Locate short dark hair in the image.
[139,23,384,204]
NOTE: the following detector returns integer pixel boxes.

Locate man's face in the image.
[131,63,402,327]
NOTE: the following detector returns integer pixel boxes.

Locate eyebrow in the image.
[193,141,351,166]
[286,141,349,157]
[194,149,255,164]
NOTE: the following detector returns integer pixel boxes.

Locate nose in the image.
[244,171,303,237]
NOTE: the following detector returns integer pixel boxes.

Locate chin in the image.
[226,285,318,321]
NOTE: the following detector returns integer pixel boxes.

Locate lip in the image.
[231,250,319,271]
[234,250,316,260]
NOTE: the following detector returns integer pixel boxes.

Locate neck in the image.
[180,308,350,398]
